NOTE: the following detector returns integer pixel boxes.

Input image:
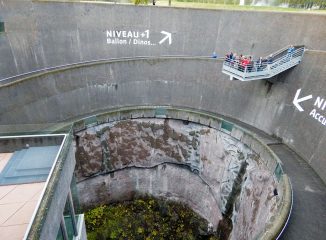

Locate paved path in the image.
[269,144,326,240]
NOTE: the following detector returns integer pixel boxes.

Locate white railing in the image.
[222,46,305,81]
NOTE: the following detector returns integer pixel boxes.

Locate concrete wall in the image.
[0,51,325,182]
[271,51,326,184]
[0,1,326,79]
[0,1,325,181]
[78,165,223,228]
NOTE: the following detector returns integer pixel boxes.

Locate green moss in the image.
[85,196,220,240]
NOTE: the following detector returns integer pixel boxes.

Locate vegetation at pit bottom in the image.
[85,196,219,240]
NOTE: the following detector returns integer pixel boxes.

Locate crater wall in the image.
[76,118,281,239]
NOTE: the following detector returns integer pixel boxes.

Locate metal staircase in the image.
[222,46,305,81]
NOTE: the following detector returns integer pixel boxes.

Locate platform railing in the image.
[222,46,305,81]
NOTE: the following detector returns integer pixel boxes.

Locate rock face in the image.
[75,119,278,238]
[75,119,201,179]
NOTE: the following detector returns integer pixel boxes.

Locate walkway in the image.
[270,145,326,240]
[222,46,305,81]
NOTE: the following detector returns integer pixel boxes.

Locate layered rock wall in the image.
[76,119,278,239]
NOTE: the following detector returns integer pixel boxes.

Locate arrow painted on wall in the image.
[159,31,172,45]
[293,88,313,112]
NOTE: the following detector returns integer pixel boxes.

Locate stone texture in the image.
[76,119,278,238]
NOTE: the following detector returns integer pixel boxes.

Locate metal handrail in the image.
[0,55,222,86]
[264,45,304,59]
[270,47,304,69]
[264,45,291,59]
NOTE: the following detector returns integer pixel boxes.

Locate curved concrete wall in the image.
[0,1,326,79]
[0,52,325,182]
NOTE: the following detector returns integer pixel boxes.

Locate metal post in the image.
[68,190,78,236]
[60,215,69,240]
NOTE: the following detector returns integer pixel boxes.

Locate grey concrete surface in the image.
[0,53,325,183]
[78,164,223,229]
[0,1,326,79]
[269,144,326,240]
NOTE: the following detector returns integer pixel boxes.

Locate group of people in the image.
[225,52,273,72]
[220,45,297,73]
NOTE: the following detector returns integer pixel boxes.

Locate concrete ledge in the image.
[26,131,76,240]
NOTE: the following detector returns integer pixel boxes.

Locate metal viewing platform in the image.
[222,46,305,81]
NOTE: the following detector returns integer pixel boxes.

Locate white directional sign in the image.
[105,29,173,46]
[159,31,172,45]
[293,88,326,127]
[293,89,313,112]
